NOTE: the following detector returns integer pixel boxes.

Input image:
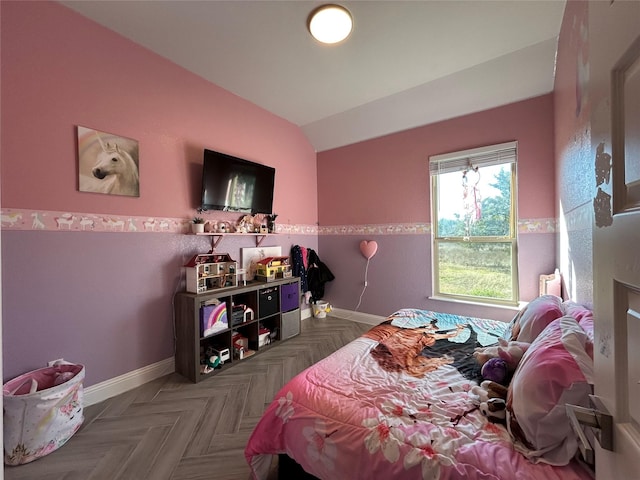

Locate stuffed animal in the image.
[471,380,509,424]
[480,398,507,424]
[473,338,530,372]
[481,357,507,384]
[470,379,508,404]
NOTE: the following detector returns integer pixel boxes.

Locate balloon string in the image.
[354,258,370,311]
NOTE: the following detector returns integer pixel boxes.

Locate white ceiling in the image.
[60,0,566,152]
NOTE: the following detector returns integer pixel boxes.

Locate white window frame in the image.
[429,141,519,306]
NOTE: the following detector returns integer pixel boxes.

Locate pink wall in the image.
[1,1,317,223]
[318,95,556,225]
[316,96,558,319]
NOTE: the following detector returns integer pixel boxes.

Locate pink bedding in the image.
[246,309,592,480]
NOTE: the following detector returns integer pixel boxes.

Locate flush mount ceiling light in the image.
[307,4,353,44]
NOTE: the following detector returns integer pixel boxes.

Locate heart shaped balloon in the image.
[359,240,378,260]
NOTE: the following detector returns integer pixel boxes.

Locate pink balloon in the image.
[359,240,378,260]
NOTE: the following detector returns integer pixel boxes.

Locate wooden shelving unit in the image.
[173,277,301,383]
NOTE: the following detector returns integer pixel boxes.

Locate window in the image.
[429,142,518,305]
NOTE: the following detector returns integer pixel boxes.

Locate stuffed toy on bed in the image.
[473,338,530,372]
[470,380,509,424]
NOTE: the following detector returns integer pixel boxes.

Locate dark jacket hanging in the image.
[306,249,335,302]
[291,245,308,293]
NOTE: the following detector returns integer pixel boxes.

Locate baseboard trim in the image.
[329,308,385,325]
[84,357,175,407]
[84,308,368,406]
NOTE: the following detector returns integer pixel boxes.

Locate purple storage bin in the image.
[280,283,299,313]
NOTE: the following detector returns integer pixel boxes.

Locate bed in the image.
[245,296,595,480]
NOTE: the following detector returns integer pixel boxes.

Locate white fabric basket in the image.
[3,363,85,465]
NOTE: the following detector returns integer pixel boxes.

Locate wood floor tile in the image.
[3,317,372,480]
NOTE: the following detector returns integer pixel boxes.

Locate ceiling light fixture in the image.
[307,4,353,44]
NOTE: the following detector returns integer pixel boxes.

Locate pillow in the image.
[504,295,563,343]
[562,301,594,359]
[506,315,594,465]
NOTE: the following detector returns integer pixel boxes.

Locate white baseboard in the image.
[84,308,374,407]
[327,308,385,325]
[83,357,175,407]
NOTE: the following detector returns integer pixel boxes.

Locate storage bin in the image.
[280,282,300,313]
[282,310,301,339]
[200,301,228,337]
[3,363,85,466]
[258,287,279,318]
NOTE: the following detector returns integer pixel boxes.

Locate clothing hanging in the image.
[306,248,335,303]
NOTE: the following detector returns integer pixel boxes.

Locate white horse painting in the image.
[91,142,139,196]
[78,127,139,197]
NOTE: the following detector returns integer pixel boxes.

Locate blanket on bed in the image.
[246,309,591,480]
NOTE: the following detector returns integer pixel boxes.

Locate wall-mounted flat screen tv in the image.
[200,149,275,215]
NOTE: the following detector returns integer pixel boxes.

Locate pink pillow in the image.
[506,316,593,465]
[562,301,594,359]
[508,295,563,343]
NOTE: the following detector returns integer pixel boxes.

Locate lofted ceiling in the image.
[60,0,566,152]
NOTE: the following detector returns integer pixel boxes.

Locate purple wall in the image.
[2,231,315,386]
[320,232,555,324]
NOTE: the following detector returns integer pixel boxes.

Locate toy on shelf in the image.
[231,304,254,326]
[185,252,238,293]
[200,300,228,337]
[255,256,292,282]
[200,345,230,374]
[258,325,271,347]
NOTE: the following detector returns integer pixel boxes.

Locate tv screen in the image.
[200,149,275,215]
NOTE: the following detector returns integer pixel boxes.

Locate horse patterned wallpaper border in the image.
[0,208,318,235]
[1,209,559,236]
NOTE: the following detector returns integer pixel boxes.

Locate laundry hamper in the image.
[3,362,85,466]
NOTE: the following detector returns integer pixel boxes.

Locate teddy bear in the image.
[470,380,509,424]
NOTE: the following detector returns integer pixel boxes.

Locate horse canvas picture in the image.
[77,126,140,197]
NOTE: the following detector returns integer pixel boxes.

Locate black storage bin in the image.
[258,287,279,318]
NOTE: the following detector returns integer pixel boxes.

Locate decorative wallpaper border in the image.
[0,208,320,235]
[320,218,558,235]
[1,209,558,235]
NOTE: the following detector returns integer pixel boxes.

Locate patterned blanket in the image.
[245,310,591,480]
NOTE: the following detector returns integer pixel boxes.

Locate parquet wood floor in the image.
[4,316,372,480]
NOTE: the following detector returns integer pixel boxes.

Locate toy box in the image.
[200,302,228,337]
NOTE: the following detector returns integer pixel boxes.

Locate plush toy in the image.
[236,214,255,233]
[473,338,530,372]
[470,380,508,404]
[480,398,507,424]
[470,380,509,424]
[481,357,507,384]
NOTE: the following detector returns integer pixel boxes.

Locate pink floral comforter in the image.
[245,310,591,480]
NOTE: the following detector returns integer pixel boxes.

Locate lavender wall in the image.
[1,2,318,386]
[553,0,593,305]
[2,232,315,385]
[317,96,558,321]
